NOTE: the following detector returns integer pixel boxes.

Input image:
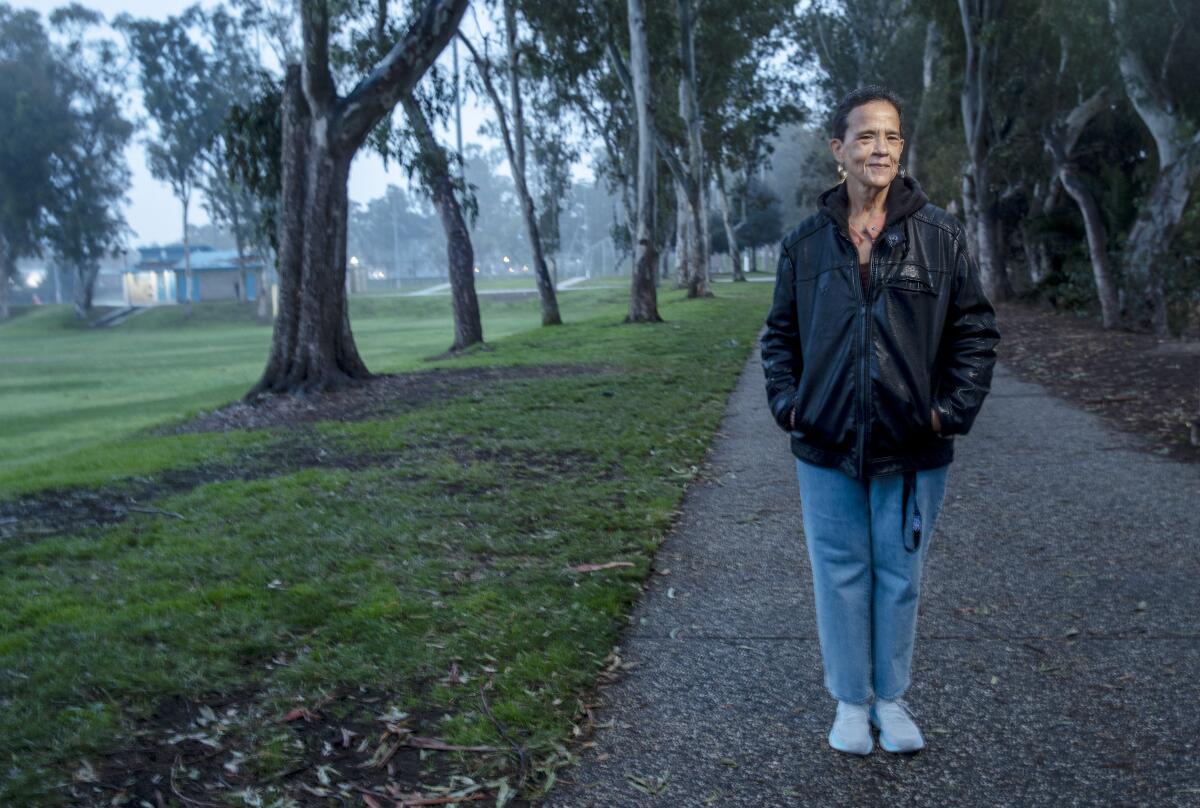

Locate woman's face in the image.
[829,100,904,192]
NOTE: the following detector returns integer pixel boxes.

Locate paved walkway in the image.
[543,335,1200,807]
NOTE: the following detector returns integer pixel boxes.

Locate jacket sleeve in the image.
[761,244,803,432]
[932,230,1001,436]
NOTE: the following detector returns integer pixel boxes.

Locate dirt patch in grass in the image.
[0,432,619,545]
[165,363,620,435]
[0,440,412,544]
[995,300,1200,465]
[73,680,535,807]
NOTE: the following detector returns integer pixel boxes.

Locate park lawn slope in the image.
[0,290,613,496]
[0,281,774,805]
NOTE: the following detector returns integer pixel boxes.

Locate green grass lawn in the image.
[0,282,774,805]
[0,293,597,494]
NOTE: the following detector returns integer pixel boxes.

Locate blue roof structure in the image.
[129,245,262,273]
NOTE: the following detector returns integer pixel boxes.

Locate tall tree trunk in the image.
[716,164,745,281]
[256,250,271,322]
[1058,166,1119,328]
[906,20,940,181]
[403,94,483,352]
[674,180,691,288]
[1108,0,1200,335]
[1043,89,1119,328]
[181,194,193,317]
[503,0,560,325]
[677,0,710,299]
[231,204,247,304]
[73,263,100,319]
[625,0,662,323]
[248,65,371,398]
[0,245,11,320]
[958,0,1014,302]
[1024,180,1052,286]
[459,12,561,326]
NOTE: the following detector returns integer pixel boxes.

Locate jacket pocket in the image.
[884,262,939,295]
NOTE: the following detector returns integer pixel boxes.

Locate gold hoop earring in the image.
[837,163,847,182]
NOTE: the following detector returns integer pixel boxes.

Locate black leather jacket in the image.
[761,175,1001,482]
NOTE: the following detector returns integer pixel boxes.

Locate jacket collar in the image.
[817,174,929,242]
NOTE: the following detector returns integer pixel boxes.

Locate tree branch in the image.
[336,0,470,153]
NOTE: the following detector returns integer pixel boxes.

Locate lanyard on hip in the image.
[901,469,923,554]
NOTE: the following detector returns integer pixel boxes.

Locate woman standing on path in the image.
[760,85,1000,755]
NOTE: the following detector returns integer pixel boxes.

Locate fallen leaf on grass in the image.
[279,707,316,723]
[568,561,635,573]
[406,735,504,752]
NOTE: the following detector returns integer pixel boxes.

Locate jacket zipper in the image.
[840,224,875,480]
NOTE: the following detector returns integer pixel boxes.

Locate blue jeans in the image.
[794,458,950,704]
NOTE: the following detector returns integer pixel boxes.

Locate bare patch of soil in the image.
[0,437,617,544]
[3,363,626,544]
[0,440,411,544]
[167,363,619,435]
[995,300,1200,465]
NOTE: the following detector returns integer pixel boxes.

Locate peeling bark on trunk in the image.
[1118,142,1200,334]
[403,94,483,352]
[625,0,662,323]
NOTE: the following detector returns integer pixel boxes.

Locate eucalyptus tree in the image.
[458,0,562,326]
[195,6,266,308]
[399,73,484,352]
[699,0,801,281]
[1107,0,1200,336]
[623,0,662,320]
[119,6,231,317]
[43,4,133,318]
[241,0,468,397]
[1018,0,1122,327]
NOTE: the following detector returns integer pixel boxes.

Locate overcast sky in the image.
[18,0,503,246]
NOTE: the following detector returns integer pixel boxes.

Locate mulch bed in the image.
[993,300,1200,465]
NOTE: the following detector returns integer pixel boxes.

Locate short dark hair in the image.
[828,85,904,142]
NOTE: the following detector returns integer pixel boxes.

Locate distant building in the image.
[123,245,264,305]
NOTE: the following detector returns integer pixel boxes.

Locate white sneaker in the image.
[828,700,873,755]
[870,697,925,753]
